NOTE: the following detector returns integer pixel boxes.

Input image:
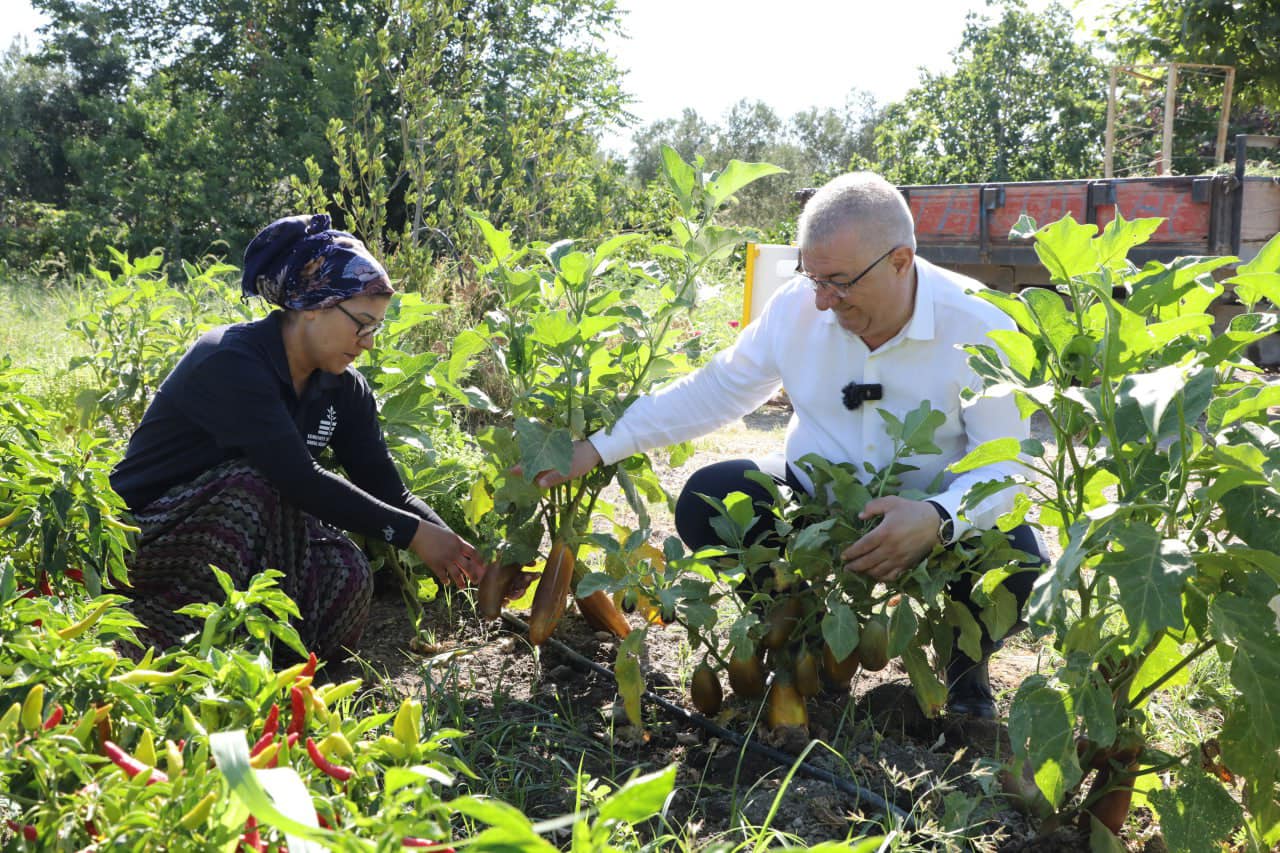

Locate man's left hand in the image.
[840,496,941,582]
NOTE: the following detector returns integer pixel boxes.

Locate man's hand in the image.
[409,521,487,587]
[516,439,602,489]
[840,496,941,582]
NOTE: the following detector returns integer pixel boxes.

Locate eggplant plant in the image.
[458,147,784,644]
[963,212,1280,846]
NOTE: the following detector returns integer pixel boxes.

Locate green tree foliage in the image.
[3,0,633,271]
[1106,0,1280,111]
[873,0,1106,185]
[628,93,879,232]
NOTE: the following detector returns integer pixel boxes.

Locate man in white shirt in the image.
[536,172,1046,719]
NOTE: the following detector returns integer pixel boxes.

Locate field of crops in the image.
[2,153,1280,852]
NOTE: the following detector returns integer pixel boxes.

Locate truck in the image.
[744,134,1280,364]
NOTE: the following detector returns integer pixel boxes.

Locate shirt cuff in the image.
[587,424,637,467]
[926,489,974,542]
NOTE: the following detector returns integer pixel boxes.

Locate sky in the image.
[1,0,1111,156]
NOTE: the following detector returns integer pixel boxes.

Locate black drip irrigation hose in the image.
[499,612,915,830]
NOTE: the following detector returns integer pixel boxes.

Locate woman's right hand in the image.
[518,439,602,489]
[409,522,486,587]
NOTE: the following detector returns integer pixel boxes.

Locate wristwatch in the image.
[925,500,955,547]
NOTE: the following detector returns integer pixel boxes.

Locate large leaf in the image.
[1221,486,1280,553]
[1210,593,1280,751]
[596,765,676,824]
[944,599,984,663]
[659,145,696,212]
[1093,212,1163,269]
[468,210,514,263]
[1008,675,1081,807]
[1022,287,1077,353]
[514,419,574,482]
[529,310,578,347]
[1113,363,1207,441]
[1148,766,1242,853]
[447,329,489,384]
[821,599,859,662]
[949,437,1021,474]
[900,644,946,718]
[1027,518,1096,628]
[1095,524,1190,641]
[1033,215,1099,282]
[705,160,787,208]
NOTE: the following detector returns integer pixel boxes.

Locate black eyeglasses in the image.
[796,246,900,294]
[334,303,384,339]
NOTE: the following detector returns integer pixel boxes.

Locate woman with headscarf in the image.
[110,214,487,659]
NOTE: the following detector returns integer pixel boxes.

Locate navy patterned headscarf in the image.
[241,214,393,310]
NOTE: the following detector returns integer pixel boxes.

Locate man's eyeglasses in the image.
[334,303,384,339]
[796,246,900,294]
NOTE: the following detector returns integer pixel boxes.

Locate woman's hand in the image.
[409,521,486,587]
[514,439,603,489]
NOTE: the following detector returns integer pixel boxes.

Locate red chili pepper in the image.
[250,731,275,757]
[305,737,353,781]
[262,703,280,738]
[38,574,54,597]
[104,740,169,784]
[5,820,37,842]
[66,568,85,585]
[286,686,306,736]
[316,813,330,829]
[240,816,265,852]
[286,732,299,748]
[400,839,454,851]
[42,704,64,730]
[298,652,318,680]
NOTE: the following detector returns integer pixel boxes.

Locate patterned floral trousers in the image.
[122,461,373,659]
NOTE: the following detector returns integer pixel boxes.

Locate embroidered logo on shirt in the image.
[307,406,338,449]
[383,525,396,542]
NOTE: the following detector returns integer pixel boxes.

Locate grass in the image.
[0,275,92,401]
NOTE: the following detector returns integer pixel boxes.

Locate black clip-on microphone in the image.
[842,382,883,410]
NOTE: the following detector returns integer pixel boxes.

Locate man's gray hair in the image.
[797,172,916,251]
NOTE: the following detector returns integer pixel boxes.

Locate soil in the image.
[344,401,1126,851]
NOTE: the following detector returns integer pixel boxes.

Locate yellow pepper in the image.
[318,732,355,761]
[56,601,112,641]
[135,729,157,767]
[111,665,189,686]
[272,661,308,692]
[20,684,44,731]
[0,702,21,735]
[164,739,185,776]
[392,699,421,748]
[249,742,279,769]
[179,791,218,830]
[318,679,362,705]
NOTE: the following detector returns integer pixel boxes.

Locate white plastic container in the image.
[742,242,800,327]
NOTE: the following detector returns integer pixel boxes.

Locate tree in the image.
[7,0,634,269]
[873,0,1106,185]
[629,109,719,183]
[1106,0,1280,111]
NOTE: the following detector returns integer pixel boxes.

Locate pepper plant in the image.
[578,403,1030,730]
[960,212,1280,846]
[458,146,785,643]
